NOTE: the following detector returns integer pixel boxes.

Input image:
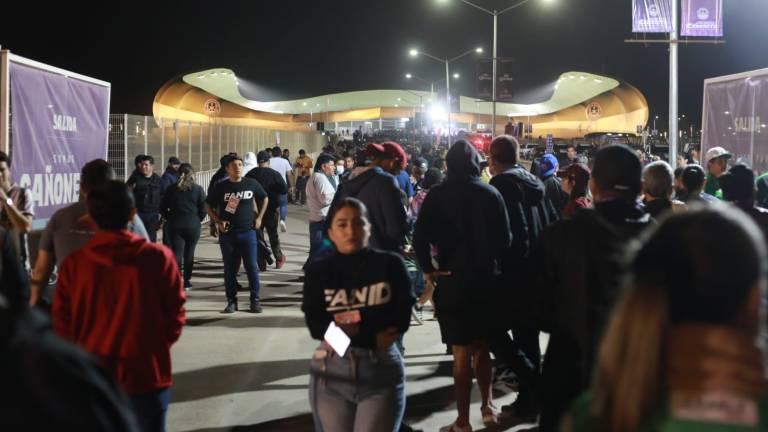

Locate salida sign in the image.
[10,61,110,224]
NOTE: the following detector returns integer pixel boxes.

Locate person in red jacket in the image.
[53,180,186,432]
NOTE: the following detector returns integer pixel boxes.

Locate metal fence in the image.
[108,114,327,181]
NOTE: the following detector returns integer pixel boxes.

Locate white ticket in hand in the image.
[324,321,351,357]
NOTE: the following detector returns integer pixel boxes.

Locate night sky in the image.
[3,0,767,131]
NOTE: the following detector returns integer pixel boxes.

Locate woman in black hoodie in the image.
[414,140,512,431]
[302,198,415,432]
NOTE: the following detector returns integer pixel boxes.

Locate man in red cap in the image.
[330,142,408,252]
[379,142,414,201]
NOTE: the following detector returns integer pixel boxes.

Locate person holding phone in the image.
[302,197,416,432]
[207,156,268,314]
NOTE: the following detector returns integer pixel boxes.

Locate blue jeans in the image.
[307,220,333,266]
[219,230,260,301]
[409,269,425,297]
[279,194,288,222]
[129,387,171,432]
[309,343,405,432]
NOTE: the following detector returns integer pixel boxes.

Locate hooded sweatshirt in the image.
[243,152,258,174]
[53,230,186,395]
[414,141,511,278]
[490,165,548,263]
[330,166,407,252]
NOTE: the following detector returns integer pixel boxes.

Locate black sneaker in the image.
[222,300,238,314]
[249,300,263,313]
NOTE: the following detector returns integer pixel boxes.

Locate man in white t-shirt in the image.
[269,146,294,232]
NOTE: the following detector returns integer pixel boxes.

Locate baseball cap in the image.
[539,154,559,178]
[168,156,181,165]
[558,163,591,186]
[705,146,732,164]
[591,145,642,197]
[256,151,271,163]
[369,141,409,170]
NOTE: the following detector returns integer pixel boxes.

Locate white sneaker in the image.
[279,220,287,232]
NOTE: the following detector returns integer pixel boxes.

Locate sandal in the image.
[481,404,502,426]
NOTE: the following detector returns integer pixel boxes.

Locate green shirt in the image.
[705,173,722,197]
[569,392,768,432]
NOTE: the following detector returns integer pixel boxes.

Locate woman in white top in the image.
[305,154,338,267]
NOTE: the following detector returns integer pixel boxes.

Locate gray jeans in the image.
[309,342,405,432]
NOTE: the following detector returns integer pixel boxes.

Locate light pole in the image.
[409,47,482,137]
[404,73,440,100]
[653,115,660,132]
[447,0,555,136]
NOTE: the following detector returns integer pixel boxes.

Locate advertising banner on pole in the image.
[10,61,110,223]
[681,0,723,37]
[477,59,492,100]
[702,69,768,174]
[632,0,673,33]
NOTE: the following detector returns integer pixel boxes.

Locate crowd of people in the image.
[3,129,768,432]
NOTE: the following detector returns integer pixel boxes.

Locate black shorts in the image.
[433,274,495,346]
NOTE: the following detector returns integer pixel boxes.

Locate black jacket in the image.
[490,165,548,263]
[0,227,28,312]
[531,199,652,427]
[331,167,407,252]
[160,184,207,228]
[414,141,511,279]
[0,308,138,431]
[302,248,415,349]
[127,173,163,214]
[246,167,288,214]
[207,168,228,196]
[542,175,568,221]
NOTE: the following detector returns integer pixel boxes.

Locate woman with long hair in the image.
[559,163,591,217]
[564,206,768,432]
[302,197,415,432]
[160,163,207,289]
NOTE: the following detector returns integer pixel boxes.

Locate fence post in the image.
[199,122,203,169]
[218,124,222,157]
[209,122,213,171]
[188,121,192,164]
[174,120,179,159]
[144,115,148,155]
[160,118,165,168]
[123,114,128,181]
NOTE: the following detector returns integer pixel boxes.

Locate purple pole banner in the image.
[632,0,673,33]
[681,0,723,37]
[10,62,110,223]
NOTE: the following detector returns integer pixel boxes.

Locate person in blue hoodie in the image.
[538,153,568,221]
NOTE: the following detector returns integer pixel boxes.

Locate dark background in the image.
[3,0,766,130]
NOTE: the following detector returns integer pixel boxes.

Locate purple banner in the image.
[632,0,672,33]
[681,0,723,37]
[10,62,110,222]
[702,71,768,174]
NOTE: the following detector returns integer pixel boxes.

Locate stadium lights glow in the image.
[475,48,483,53]
[409,49,419,57]
[453,73,460,79]
[197,75,205,79]
[725,111,730,115]
[593,79,603,83]
[405,73,413,79]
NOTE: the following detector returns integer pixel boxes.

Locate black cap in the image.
[168,156,181,165]
[591,145,641,197]
[681,164,706,191]
[257,151,271,163]
[720,163,755,202]
[422,168,444,189]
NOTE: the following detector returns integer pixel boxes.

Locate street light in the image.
[409,46,483,136]
[445,0,555,136]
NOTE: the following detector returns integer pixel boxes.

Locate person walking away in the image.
[269,146,295,232]
[559,163,592,218]
[642,161,686,219]
[302,198,415,432]
[530,145,653,431]
[159,156,181,246]
[246,151,289,269]
[719,163,768,243]
[160,163,207,290]
[243,152,258,175]
[294,149,314,205]
[537,153,568,221]
[565,208,768,432]
[486,135,548,419]
[681,164,719,205]
[127,155,163,242]
[206,156,269,313]
[30,159,148,308]
[414,140,512,431]
[53,180,186,432]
